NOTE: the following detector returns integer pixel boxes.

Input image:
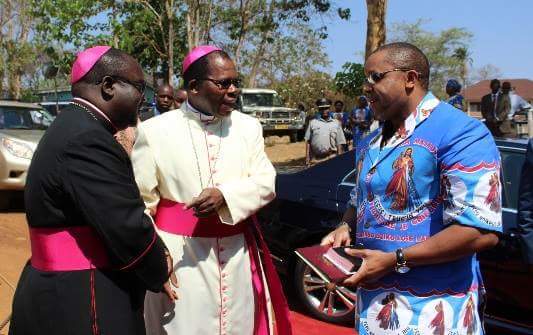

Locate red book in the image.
[295,245,361,283]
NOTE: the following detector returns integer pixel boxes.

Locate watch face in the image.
[396,265,410,274]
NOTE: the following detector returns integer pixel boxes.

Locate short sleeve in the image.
[336,123,346,145]
[438,118,502,232]
[304,121,312,141]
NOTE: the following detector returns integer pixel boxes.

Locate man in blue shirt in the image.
[321,42,501,334]
[351,96,374,146]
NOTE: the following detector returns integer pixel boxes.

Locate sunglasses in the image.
[201,78,242,90]
[365,68,420,85]
[99,75,146,94]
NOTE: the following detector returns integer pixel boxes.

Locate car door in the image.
[479,144,532,332]
[336,169,356,214]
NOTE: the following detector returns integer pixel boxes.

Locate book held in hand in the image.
[295,244,363,283]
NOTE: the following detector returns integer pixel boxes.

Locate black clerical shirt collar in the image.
[71,97,118,133]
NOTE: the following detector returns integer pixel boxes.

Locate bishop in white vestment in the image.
[131,46,292,335]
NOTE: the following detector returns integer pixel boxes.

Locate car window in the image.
[242,93,283,107]
[500,150,525,210]
[0,107,51,130]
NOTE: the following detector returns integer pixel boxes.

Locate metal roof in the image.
[0,100,44,109]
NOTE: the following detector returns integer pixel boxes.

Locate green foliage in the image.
[272,71,334,111]
[389,20,472,98]
[334,62,366,98]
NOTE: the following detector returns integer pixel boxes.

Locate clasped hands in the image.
[320,224,396,287]
[184,187,226,217]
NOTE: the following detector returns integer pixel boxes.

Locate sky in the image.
[321,0,533,80]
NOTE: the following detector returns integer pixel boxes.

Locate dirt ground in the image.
[0,140,306,334]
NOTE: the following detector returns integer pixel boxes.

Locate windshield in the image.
[242,93,283,107]
[0,107,53,130]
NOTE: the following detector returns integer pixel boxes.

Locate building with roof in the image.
[463,79,533,118]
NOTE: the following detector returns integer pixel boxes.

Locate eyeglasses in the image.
[365,68,420,85]
[98,76,146,94]
[201,78,242,90]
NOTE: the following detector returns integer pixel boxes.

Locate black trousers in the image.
[10,263,146,335]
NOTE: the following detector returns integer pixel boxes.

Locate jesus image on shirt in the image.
[385,147,417,211]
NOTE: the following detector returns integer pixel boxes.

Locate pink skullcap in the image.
[71,46,112,84]
[182,45,222,74]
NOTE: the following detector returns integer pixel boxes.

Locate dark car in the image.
[258,138,532,333]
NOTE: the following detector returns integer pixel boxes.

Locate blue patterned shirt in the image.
[349,92,502,335]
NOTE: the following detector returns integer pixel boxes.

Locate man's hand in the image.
[163,252,179,301]
[342,249,395,287]
[184,188,225,217]
[320,224,351,248]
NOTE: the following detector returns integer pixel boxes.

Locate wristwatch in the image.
[395,248,410,274]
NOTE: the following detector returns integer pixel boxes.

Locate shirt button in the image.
[364,222,371,229]
[219,246,225,252]
[369,167,376,175]
[221,272,227,278]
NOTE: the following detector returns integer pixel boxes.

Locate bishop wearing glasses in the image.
[132,46,292,335]
[10,46,171,335]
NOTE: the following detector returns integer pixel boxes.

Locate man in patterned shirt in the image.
[322,42,501,334]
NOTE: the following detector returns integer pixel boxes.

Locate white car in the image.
[0,101,54,209]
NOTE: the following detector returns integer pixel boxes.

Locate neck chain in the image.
[71,101,99,122]
[70,98,118,132]
[186,108,224,190]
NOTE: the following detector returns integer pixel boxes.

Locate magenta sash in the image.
[155,199,293,335]
[30,226,110,271]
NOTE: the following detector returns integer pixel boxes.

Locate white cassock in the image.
[131,102,276,335]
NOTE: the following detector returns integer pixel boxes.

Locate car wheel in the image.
[293,257,356,325]
[290,131,298,143]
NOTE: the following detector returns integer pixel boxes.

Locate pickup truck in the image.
[238,88,304,142]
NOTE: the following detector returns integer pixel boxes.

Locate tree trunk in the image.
[365,0,387,60]
[233,0,251,68]
[165,0,174,83]
[247,0,274,87]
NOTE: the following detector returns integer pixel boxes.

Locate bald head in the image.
[155,83,174,113]
[174,89,187,108]
[371,42,430,89]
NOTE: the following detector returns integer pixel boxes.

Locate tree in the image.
[119,0,188,84]
[470,64,502,83]
[334,62,366,98]
[389,20,473,97]
[272,71,334,111]
[452,46,472,89]
[365,0,387,59]
[1,0,40,99]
